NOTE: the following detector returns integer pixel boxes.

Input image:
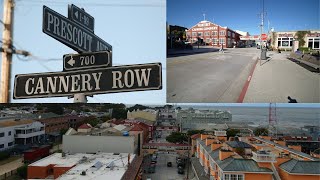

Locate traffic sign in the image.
[261,33,267,41]
[13,63,162,99]
[42,6,112,53]
[68,4,94,32]
[63,51,112,72]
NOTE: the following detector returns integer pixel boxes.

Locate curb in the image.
[237,59,258,103]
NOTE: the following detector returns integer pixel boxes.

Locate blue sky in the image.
[167,0,320,35]
[0,0,166,103]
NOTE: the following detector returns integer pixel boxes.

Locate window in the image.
[308,38,320,49]
[232,33,235,38]
[224,174,244,180]
[192,32,197,36]
[198,32,203,37]
[213,38,218,44]
[8,142,13,146]
[8,131,11,136]
[206,39,210,43]
[277,37,293,47]
[213,31,217,36]
[205,31,210,36]
[219,31,225,36]
[0,132,4,137]
[228,31,231,36]
[0,144,4,148]
[220,38,225,44]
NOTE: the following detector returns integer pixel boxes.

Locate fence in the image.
[0,169,18,180]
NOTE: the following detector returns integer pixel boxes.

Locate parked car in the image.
[167,162,172,167]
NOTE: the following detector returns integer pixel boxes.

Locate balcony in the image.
[14,130,45,139]
[252,151,276,162]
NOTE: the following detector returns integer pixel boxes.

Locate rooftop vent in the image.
[80,171,86,176]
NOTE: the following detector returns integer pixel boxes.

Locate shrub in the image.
[0,151,10,161]
[17,164,28,179]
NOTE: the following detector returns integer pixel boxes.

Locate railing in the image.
[252,151,276,162]
[14,130,45,138]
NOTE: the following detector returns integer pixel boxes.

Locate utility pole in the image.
[0,0,14,103]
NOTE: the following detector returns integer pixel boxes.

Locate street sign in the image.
[68,4,94,32]
[43,6,112,53]
[13,63,162,99]
[63,51,112,72]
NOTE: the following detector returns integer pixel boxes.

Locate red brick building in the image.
[36,115,87,134]
[186,20,241,48]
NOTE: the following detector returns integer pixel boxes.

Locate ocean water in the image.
[179,105,319,128]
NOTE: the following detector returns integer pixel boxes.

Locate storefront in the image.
[272,30,320,50]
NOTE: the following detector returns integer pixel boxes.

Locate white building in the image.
[0,119,45,151]
[28,152,138,179]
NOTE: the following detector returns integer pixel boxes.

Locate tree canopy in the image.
[254,127,269,136]
[226,129,240,138]
[166,132,188,143]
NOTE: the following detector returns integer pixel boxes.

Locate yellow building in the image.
[127,109,159,122]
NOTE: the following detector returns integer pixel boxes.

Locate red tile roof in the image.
[130,125,144,131]
[78,123,92,129]
[191,134,200,140]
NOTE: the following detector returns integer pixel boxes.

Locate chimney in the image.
[211,143,222,151]
[201,134,210,140]
[205,138,215,146]
[288,145,302,152]
[219,149,234,161]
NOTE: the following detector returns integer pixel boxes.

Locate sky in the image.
[167,0,320,35]
[0,0,166,103]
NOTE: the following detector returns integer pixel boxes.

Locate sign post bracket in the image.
[73,93,88,103]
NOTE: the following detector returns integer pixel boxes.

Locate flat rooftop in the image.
[30,153,135,180]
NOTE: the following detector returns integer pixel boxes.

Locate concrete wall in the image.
[62,135,135,154]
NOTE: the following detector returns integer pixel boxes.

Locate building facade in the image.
[177,109,232,132]
[36,115,87,134]
[193,134,320,180]
[270,30,320,50]
[0,119,45,151]
[186,20,241,48]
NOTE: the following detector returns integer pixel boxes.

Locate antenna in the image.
[203,13,206,21]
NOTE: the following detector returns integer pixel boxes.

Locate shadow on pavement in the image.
[167,47,221,58]
[258,57,272,66]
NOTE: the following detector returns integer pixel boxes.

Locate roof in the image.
[191,134,200,140]
[226,141,252,148]
[0,119,35,127]
[254,137,317,161]
[280,159,320,175]
[29,153,135,180]
[197,138,272,173]
[78,124,92,129]
[130,124,143,131]
[220,158,272,173]
[113,124,128,131]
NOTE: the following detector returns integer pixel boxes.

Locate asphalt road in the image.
[143,153,195,180]
[167,48,258,103]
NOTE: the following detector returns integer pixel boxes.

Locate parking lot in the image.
[142,153,195,180]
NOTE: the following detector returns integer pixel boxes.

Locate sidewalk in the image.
[243,52,320,103]
[167,46,219,56]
